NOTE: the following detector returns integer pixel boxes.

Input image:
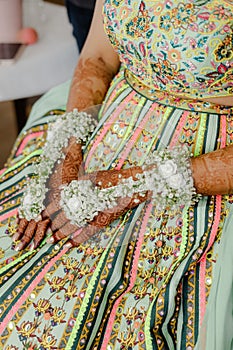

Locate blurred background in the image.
[0,98,36,168]
[0,0,73,168]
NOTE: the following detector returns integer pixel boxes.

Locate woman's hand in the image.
[47,137,84,190]
[13,138,84,250]
[46,191,149,248]
[13,165,147,250]
[46,166,150,246]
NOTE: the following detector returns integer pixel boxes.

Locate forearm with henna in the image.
[47,56,116,190]
[80,166,144,188]
[73,144,233,245]
[66,57,116,112]
[191,144,233,195]
[15,53,118,250]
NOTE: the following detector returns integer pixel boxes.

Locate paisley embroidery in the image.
[103,0,233,98]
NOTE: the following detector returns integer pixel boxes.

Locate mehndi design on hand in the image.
[67,57,115,111]
[191,144,233,195]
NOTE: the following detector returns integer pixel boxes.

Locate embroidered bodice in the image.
[103,0,233,99]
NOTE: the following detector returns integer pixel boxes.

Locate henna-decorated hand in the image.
[49,191,150,247]
[13,137,84,251]
[46,167,149,246]
[47,137,84,189]
[13,165,147,250]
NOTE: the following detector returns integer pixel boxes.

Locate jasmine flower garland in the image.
[60,146,198,227]
[18,109,97,221]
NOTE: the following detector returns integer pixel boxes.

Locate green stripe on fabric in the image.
[0,236,48,276]
[176,279,184,349]
[145,299,156,350]
[194,263,200,343]
[0,244,55,321]
[161,285,175,350]
[193,114,207,156]
[0,250,33,275]
[0,150,42,177]
[65,231,122,350]
[89,207,144,349]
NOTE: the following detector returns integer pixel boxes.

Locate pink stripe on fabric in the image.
[69,228,82,239]
[0,208,18,222]
[85,92,135,169]
[0,168,7,176]
[116,104,157,170]
[101,203,153,348]
[0,190,24,206]
[221,114,227,148]
[199,257,207,324]
[16,131,44,156]
[0,245,69,335]
[169,111,189,148]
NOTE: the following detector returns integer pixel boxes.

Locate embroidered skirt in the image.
[0,70,232,350]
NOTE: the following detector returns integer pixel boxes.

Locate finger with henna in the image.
[47,221,77,244]
[12,218,28,242]
[14,220,37,251]
[30,218,51,250]
[68,225,100,246]
[50,211,69,232]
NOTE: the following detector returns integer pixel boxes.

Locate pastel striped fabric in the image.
[0,70,233,349]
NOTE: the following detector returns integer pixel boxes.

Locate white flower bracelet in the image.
[60,146,198,227]
[18,109,97,221]
[18,108,198,226]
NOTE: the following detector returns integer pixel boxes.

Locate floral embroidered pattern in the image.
[103,0,233,98]
[214,26,233,61]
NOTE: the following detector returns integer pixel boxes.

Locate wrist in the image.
[190,145,233,196]
[60,145,199,228]
[18,109,97,221]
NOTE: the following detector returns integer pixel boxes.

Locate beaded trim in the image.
[18,109,97,221]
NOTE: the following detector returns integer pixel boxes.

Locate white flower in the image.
[67,197,81,212]
[166,173,186,189]
[23,193,32,206]
[158,160,177,179]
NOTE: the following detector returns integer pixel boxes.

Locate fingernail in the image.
[46,236,54,244]
[29,242,35,251]
[15,242,23,251]
[12,234,18,242]
[35,214,42,221]
[64,242,72,249]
